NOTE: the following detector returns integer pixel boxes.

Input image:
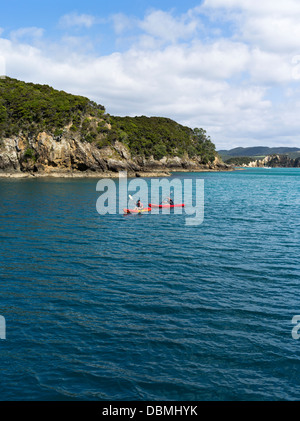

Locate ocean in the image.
[0,167,300,401]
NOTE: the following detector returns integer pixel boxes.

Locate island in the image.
[0,77,231,177]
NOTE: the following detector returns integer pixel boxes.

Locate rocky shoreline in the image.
[0,170,170,179]
[0,167,232,179]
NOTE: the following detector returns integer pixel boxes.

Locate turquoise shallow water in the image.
[0,168,300,401]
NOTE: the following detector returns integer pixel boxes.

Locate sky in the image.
[1,0,300,149]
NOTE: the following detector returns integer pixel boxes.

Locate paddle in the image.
[128,195,143,212]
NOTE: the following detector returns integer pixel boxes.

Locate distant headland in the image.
[218,146,300,168]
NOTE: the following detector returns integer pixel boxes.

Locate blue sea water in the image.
[0,167,300,401]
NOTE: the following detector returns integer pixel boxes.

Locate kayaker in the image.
[167,197,174,205]
[135,199,143,209]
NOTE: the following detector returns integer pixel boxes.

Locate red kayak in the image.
[123,207,151,214]
[149,203,185,208]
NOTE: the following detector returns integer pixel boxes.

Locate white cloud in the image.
[1,4,300,149]
[203,0,300,15]
[59,12,96,29]
[249,49,292,84]
[111,13,136,35]
[10,27,44,43]
[203,0,300,54]
[138,9,200,43]
[0,35,272,148]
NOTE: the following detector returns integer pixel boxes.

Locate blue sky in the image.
[1,0,300,149]
[0,0,201,26]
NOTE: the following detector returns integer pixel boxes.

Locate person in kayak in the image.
[167,197,174,205]
[135,199,144,210]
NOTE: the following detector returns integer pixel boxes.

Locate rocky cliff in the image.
[0,130,231,177]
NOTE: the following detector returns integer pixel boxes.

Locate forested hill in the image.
[110,116,216,162]
[0,77,106,138]
[0,77,227,175]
